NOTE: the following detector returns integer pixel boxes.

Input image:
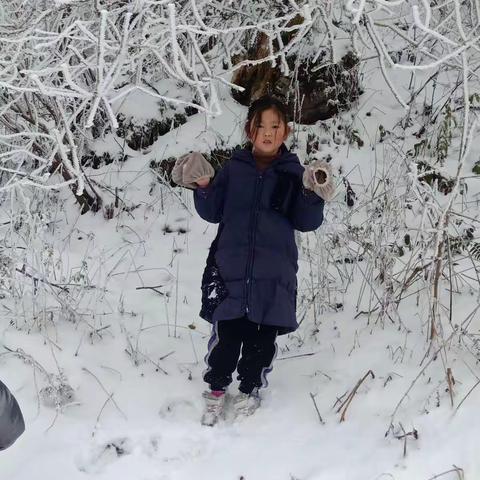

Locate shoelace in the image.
[234,394,260,415]
[205,394,224,414]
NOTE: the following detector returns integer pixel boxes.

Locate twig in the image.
[82,367,127,420]
[136,285,169,296]
[136,284,165,290]
[446,367,455,408]
[337,370,375,422]
[45,409,60,433]
[426,466,465,480]
[453,378,480,415]
[309,392,325,425]
[15,266,70,293]
[159,350,175,361]
[92,392,115,437]
[174,258,179,338]
[354,308,379,319]
[387,333,456,435]
[332,390,349,410]
[1,346,50,378]
[132,348,168,375]
[393,422,418,458]
[150,168,194,216]
[364,14,408,109]
[277,352,317,360]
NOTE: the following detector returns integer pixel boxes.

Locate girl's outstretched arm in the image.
[290,187,325,232]
[193,164,228,223]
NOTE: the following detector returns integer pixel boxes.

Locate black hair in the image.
[244,95,290,143]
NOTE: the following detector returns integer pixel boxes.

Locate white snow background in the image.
[1,31,480,480]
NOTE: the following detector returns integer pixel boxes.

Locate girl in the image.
[172,96,335,426]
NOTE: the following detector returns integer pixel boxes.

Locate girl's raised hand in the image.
[302,159,336,201]
[172,152,215,189]
[195,176,211,188]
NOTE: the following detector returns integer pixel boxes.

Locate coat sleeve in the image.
[0,380,25,451]
[290,186,325,232]
[193,164,228,224]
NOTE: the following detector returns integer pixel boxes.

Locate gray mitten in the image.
[172,152,215,189]
[302,159,335,201]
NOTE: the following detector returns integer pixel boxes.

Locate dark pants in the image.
[203,317,278,394]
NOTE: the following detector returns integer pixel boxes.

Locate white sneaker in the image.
[201,391,226,426]
[233,390,261,418]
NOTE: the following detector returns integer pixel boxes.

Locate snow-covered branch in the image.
[0,0,312,207]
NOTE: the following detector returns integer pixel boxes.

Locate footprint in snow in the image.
[75,435,160,474]
[158,397,198,421]
[76,431,209,474]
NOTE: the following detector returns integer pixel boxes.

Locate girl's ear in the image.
[283,124,291,139]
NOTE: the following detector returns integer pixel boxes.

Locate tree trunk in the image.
[50,156,102,214]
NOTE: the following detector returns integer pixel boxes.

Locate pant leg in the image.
[203,318,243,391]
[237,320,278,394]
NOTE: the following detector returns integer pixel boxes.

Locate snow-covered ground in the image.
[2,56,480,480]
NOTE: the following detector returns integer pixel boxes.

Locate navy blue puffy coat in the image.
[194,144,324,334]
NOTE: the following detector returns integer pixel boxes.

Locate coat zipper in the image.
[245,172,264,316]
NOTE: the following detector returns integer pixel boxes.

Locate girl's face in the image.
[248,108,290,157]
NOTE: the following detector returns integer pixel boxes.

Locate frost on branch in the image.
[0,0,337,209]
[344,0,480,349]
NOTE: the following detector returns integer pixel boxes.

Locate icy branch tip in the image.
[345,0,366,24]
[301,4,312,22]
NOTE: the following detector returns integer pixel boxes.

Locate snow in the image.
[3,136,479,479]
[4,287,480,479]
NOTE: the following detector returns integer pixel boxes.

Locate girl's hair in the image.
[244,95,290,142]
